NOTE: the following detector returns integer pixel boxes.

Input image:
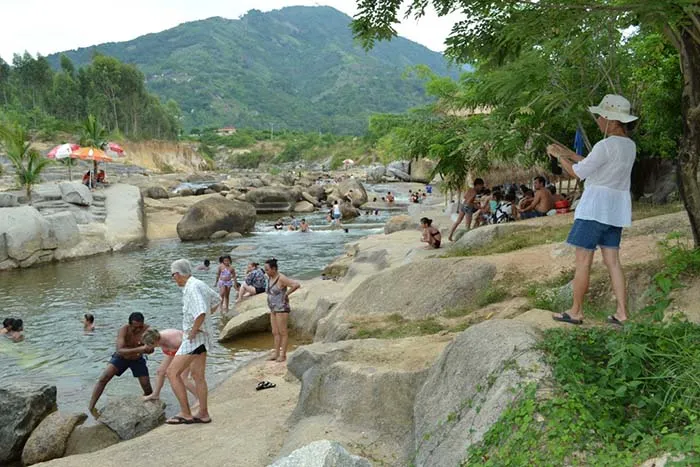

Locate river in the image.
[0,208,392,417]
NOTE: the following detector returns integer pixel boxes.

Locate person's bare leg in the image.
[88,364,119,417]
[276,313,289,362]
[448,211,465,241]
[464,213,473,231]
[166,355,195,421]
[223,286,231,311]
[556,248,595,321]
[269,312,280,360]
[601,247,628,322]
[145,355,172,401]
[137,375,153,396]
[190,354,210,421]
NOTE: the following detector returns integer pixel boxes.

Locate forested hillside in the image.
[47,6,458,134]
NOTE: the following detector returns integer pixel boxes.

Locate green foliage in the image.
[446,225,571,258]
[79,114,107,149]
[0,123,52,199]
[46,6,457,135]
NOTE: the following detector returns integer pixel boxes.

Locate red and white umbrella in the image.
[106,142,125,158]
[47,143,80,160]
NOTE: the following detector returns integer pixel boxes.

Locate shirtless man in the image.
[448,178,485,241]
[548,185,567,203]
[520,176,554,219]
[88,312,154,417]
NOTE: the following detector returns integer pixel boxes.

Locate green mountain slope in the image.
[47,6,458,134]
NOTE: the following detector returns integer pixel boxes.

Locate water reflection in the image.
[0,209,389,416]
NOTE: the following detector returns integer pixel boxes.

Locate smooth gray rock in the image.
[245,186,296,205]
[141,185,169,199]
[59,182,93,206]
[384,214,419,235]
[452,222,536,250]
[21,411,87,465]
[365,165,386,182]
[0,192,19,207]
[410,158,437,183]
[210,230,228,239]
[98,397,165,440]
[270,440,371,467]
[177,197,256,241]
[294,201,316,213]
[337,178,368,207]
[0,206,51,262]
[315,258,496,342]
[0,383,57,463]
[218,297,270,342]
[44,212,80,249]
[413,320,549,467]
[104,184,146,251]
[64,423,120,456]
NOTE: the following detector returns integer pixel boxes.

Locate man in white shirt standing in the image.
[166,258,221,425]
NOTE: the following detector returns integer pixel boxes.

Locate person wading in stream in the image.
[88,312,154,418]
[167,259,220,425]
[265,258,300,363]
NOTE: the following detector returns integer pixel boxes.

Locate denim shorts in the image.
[567,219,622,251]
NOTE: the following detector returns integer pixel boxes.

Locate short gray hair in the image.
[171,259,192,276]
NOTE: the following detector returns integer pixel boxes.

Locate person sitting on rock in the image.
[84,313,95,332]
[548,185,566,203]
[96,170,108,185]
[142,328,198,406]
[237,262,267,303]
[520,176,554,219]
[82,170,95,187]
[420,217,441,249]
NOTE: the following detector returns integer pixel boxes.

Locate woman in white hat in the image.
[546,94,638,326]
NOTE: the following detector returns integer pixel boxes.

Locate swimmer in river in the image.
[299,219,310,232]
[84,313,95,332]
[274,219,284,231]
[88,312,154,418]
[1,317,13,335]
[196,259,211,271]
[5,318,24,342]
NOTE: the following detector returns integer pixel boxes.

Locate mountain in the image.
[47,6,458,134]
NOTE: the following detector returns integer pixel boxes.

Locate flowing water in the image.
[0,209,391,417]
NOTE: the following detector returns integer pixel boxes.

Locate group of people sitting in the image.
[82,169,108,187]
[448,177,573,241]
[1,317,24,342]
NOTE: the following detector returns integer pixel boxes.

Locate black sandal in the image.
[552,312,583,325]
[256,381,276,391]
[166,416,194,425]
[607,316,626,326]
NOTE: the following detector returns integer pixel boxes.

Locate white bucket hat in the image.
[588,94,638,123]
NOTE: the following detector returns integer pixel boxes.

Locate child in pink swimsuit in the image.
[142,329,197,405]
[214,255,237,313]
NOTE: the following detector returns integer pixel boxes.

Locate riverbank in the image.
[28,188,700,466]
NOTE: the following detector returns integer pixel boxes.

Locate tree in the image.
[80,114,108,177]
[0,123,52,201]
[353,0,700,245]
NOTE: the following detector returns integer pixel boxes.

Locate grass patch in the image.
[632,201,684,221]
[443,285,511,318]
[465,324,700,466]
[446,225,572,257]
[353,315,445,339]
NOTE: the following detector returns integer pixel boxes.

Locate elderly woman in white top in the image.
[547,94,638,326]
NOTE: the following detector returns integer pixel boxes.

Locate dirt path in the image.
[39,359,298,467]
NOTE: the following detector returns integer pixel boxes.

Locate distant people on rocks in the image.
[83,313,95,332]
[265,258,300,363]
[88,312,154,418]
[167,259,221,425]
[214,255,237,313]
[196,259,211,271]
[520,176,554,218]
[142,328,198,406]
[548,94,637,327]
[237,262,267,303]
[448,178,485,242]
[420,217,441,249]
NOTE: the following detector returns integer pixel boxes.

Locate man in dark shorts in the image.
[88,312,154,417]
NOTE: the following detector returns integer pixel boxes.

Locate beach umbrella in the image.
[106,142,125,157]
[71,147,113,188]
[47,143,80,180]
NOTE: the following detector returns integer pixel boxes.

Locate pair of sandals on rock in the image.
[553,313,625,326]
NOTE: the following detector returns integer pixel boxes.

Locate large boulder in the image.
[44,212,80,249]
[98,397,166,440]
[0,383,57,464]
[59,182,93,206]
[339,202,360,220]
[306,185,326,202]
[413,320,549,467]
[365,165,386,182]
[337,179,368,208]
[410,158,437,183]
[177,197,256,241]
[301,191,321,207]
[218,296,271,342]
[452,223,537,250]
[21,411,87,466]
[270,440,371,467]
[387,160,411,181]
[0,206,52,262]
[0,192,19,207]
[294,201,316,213]
[64,423,120,456]
[315,258,496,342]
[384,214,419,235]
[141,185,169,200]
[245,187,296,213]
[104,184,147,251]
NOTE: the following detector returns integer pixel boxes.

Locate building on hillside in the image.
[216,127,237,136]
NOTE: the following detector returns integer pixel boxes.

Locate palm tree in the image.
[0,123,52,202]
[80,114,108,181]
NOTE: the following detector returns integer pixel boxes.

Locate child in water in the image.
[214,255,237,313]
[83,313,95,332]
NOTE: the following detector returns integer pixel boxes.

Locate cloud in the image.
[0,0,462,62]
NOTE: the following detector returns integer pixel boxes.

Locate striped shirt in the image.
[176,276,221,355]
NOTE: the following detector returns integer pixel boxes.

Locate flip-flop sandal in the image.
[256,381,276,391]
[192,417,212,424]
[552,312,583,325]
[166,416,194,425]
[607,316,626,326]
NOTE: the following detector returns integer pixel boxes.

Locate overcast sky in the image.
[0,0,463,62]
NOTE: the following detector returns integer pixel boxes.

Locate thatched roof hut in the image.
[477,163,574,187]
